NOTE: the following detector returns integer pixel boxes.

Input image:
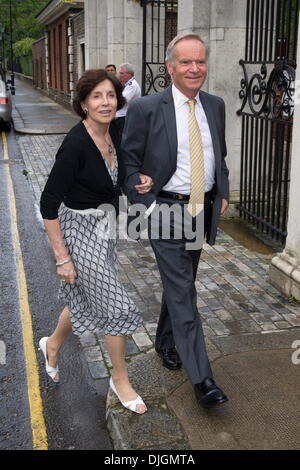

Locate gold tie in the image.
[187,99,205,217]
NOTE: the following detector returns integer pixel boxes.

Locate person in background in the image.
[105,64,117,76]
[115,63,141,138]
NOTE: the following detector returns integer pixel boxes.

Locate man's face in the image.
[119,67,132,85]
[166,39,208,99]
[106,66,116,75]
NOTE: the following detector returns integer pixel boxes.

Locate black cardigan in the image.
[40,120,124,219]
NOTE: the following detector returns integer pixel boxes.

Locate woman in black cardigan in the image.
[39,69,152,414]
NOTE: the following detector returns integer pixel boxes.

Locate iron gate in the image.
[238,0,299,245]
[141,0,178,95]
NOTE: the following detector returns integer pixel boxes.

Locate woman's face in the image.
[82,79,118,124]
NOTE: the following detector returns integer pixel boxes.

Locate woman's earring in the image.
[83,107,88,116]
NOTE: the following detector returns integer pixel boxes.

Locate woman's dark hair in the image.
[73,69,126,119]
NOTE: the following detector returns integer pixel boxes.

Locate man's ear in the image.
[166,60,173,77]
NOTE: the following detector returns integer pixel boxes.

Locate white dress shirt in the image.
[116,77,141,118]
[163,84,215,194]
[145,84,216,218]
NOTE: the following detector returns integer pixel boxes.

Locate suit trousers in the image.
[149,192,213,385]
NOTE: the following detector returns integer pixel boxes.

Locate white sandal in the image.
[38,337,60,383]
[109,377,147,414]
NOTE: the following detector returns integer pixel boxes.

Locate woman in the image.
[39,69,152,414]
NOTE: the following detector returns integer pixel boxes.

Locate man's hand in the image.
[220,198,229,216]
[135,173,154,194]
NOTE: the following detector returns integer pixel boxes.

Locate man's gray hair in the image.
[165,33,209,63]
[120,63,135,76]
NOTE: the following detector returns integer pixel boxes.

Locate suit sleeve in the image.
[121,100,156,209]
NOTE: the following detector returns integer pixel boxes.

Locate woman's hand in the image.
[57,260,76,284]
[135,173,154,194]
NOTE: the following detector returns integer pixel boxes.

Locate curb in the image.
[14,126,69,135]
[105,350,192,450]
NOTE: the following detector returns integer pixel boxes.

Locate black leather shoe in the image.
[155,347,182,370]
[194,377,228,408]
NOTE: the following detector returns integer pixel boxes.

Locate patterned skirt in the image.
[58,205,143,336]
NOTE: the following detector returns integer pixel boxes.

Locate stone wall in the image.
[70,10,85,98]
[85,0,143,86]
[269,20,300,301]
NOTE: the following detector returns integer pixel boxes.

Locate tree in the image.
[0,0,49,62]
[13,37,35,57]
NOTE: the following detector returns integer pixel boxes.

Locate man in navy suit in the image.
[122,33,229,408]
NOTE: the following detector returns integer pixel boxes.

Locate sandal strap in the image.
[123,395,146,411]
[46,365,59,378]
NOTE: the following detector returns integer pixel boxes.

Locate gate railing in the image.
[237,0,299,245]
[141,0,178,95]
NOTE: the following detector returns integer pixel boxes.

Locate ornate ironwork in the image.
[142,0,178,95]
[144,64,171,95]
[238,60,296,121]
[237,0,299,246]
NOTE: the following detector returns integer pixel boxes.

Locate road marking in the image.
[0,340,6,365]
[1,131,48,450]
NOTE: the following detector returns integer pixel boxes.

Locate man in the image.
[122,33,229,409]
[115,63,141,137]
[105,64,117,76]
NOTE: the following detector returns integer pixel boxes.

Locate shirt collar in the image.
[172,84,200,108]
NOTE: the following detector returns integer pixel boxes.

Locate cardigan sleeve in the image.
[40,136,81,219]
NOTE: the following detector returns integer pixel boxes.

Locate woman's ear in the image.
[81,102,88,115]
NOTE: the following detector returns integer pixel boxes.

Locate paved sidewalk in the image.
[12,78,79,134]
[13,79,300,450]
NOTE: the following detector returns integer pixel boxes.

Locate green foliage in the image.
[0,0,49,41]
[0,0,49,61]
[19,55,32,76]
[13,37,34,57]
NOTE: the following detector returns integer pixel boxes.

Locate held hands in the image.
[135,173,154,194]
[57,260,76,284]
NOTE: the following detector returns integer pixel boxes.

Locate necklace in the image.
[84,121,114,154]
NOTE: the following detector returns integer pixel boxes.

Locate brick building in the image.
[70,10,85,96]
[35,0,84,108]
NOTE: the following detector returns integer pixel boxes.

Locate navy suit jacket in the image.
[121,86,229,245]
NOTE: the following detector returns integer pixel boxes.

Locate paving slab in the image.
[167,347,300,450]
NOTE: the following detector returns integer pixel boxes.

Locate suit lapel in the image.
[199,91,221,161]
[162,87,178,169]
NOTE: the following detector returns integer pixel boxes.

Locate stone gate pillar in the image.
[85,0,108,69]
[269,21,300,301]
[107,0,143,84]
